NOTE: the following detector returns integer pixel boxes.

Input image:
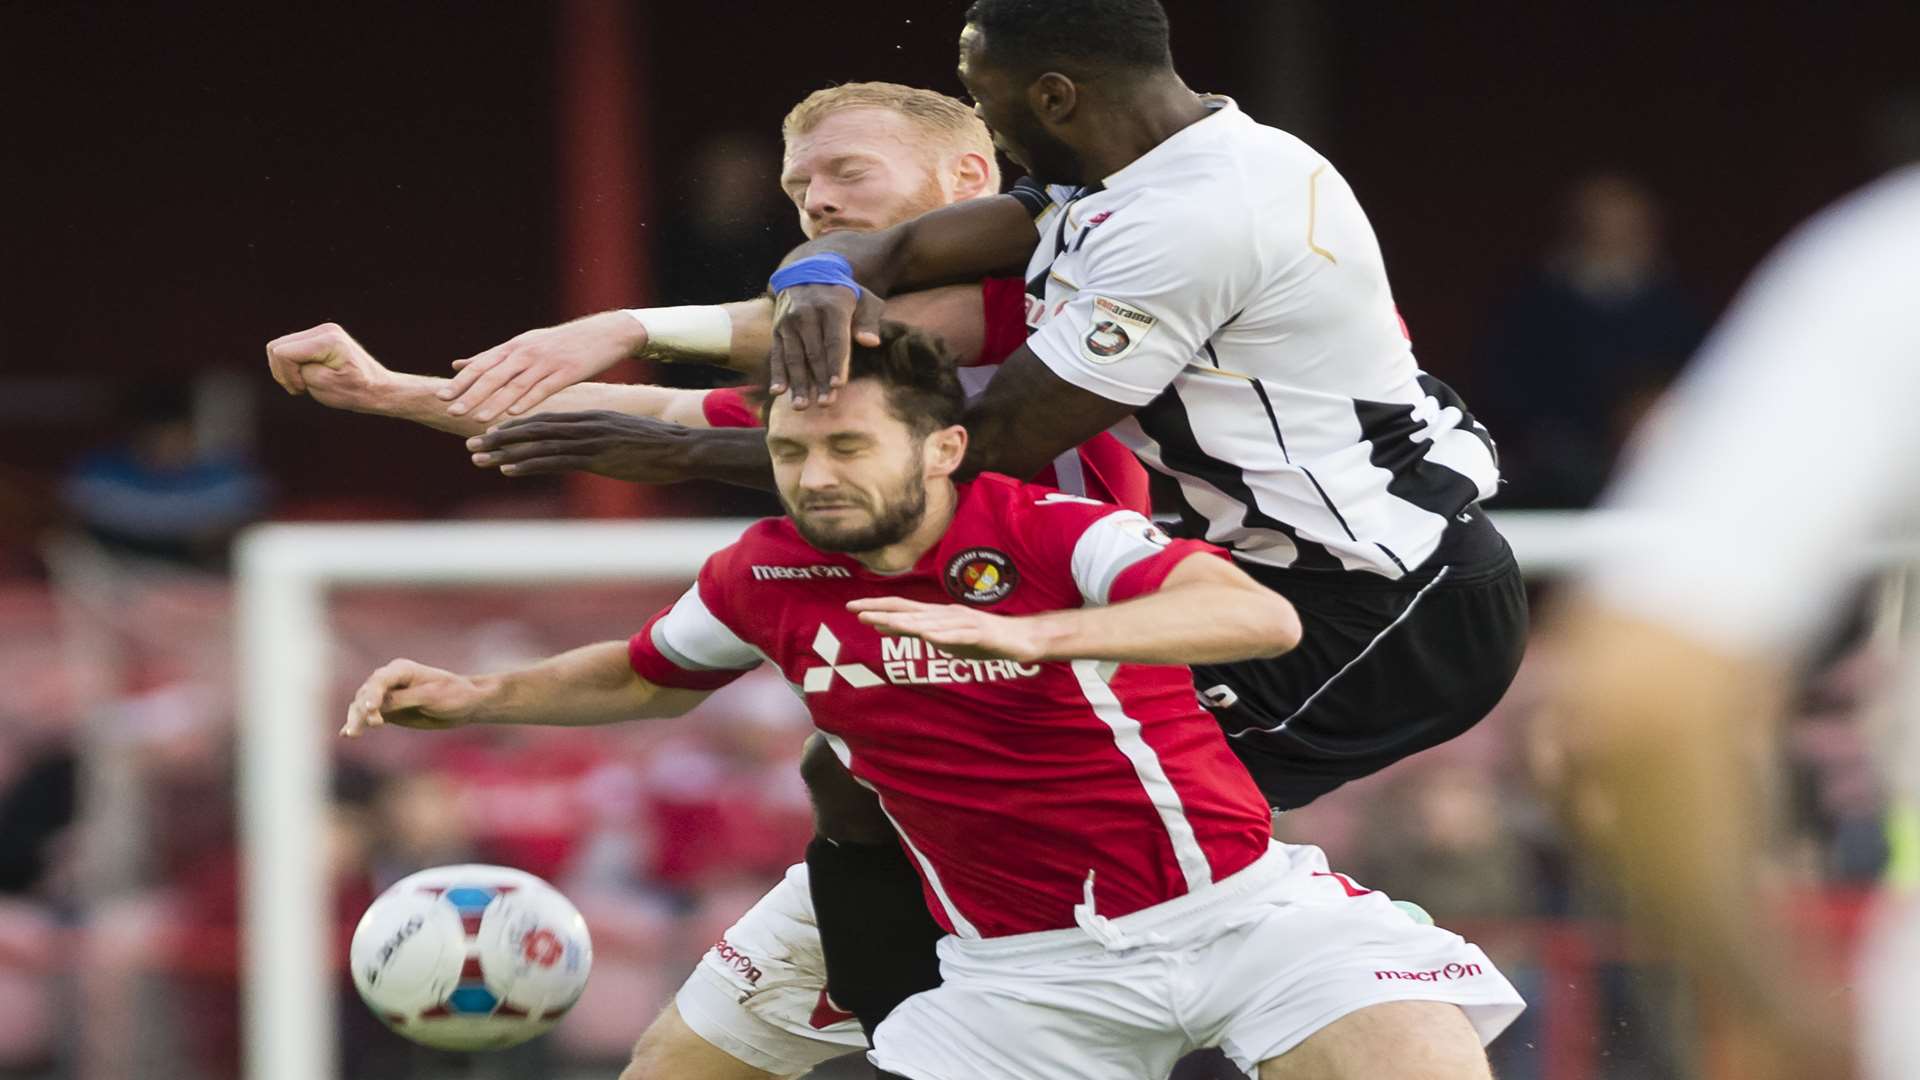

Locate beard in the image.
[997,113,1084,186]
[786,466,928,554]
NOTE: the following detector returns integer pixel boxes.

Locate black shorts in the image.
[1194,512,1529,810]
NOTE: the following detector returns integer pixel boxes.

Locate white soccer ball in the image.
[349,864,593,1051]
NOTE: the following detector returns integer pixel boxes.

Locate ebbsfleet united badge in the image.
[944,547,1019,604]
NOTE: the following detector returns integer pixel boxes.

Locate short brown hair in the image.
[758,322,965,437]
[782,82,1000,189]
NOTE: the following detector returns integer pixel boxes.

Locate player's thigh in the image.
[622,1003,785,1080]
[1256,1000,1490,1080]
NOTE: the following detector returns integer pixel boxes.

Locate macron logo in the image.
[1375,962,1482,982]
[753,565,852,581]
[802,625,884,694]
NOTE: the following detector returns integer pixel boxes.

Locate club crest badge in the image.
[1080,296,1158,364]
[944,547,1019,605]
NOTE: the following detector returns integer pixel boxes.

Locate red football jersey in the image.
[627,475,1271,938]
[699,279,1152,514]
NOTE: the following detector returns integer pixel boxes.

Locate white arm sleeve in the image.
[1588,167,1920,653]
[650,582,762,672]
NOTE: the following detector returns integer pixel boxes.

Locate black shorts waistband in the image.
[1232,507,1511,594]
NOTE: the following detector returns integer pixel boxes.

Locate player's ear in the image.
[924,424,968,480]
[948,151,995,201]
[1029,73,1077,124]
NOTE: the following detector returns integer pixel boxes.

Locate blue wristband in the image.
[769,253,865,299]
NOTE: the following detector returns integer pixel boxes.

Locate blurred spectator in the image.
[59,382,268,571]
[652,131,796,394]
[1474,174,1709,508]
[1355,763,1536,922]
[655,130,796,306]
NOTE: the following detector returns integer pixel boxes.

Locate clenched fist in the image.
[264,322,395,414]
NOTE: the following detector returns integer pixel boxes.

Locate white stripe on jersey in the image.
[1068,509,1172,605]
[652,583,762,671]
[820,731,983,939]
[1070,659,1212,893]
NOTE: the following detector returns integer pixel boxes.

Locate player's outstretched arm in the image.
[341,641,710,738]
[423,282,988,425]
[851,550,1299,666]
[440,300,776,424]
[768,195,1037,406]
[266,323,718,436]
[465,412,774,488]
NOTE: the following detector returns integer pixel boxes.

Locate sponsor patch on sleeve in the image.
[1081,297,1159,364]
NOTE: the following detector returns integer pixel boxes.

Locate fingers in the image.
[496,454,599,477]
[465,414,611,451]
[441,342,513,405]
[788,304,825,407]
[465,363,553,424]
[815,303,848,407]
[469,439,600,476]
[265,322,348,395]
[506,370,575,417]
[444,348,535,418]
[343,659,418,738]
[853,608,981,642]
[768,305,802,399]
[852,290,886,349]
[846,597,940,615]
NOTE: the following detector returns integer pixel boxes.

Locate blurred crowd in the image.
[0,149,1899,1080]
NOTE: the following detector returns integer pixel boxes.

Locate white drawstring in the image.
[1072,870,1168,952]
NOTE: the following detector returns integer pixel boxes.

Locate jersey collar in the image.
[1101,95,1239,192]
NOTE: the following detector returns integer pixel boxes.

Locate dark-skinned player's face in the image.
[958,24,1082,186]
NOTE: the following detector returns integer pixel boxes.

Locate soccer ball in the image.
[350,864,593,1051]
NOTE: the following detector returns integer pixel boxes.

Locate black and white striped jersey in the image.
[1007,98,1500,580]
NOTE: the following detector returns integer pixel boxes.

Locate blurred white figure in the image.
[1549,165,1920,1080]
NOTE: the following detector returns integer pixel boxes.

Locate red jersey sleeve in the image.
[701,386,761,429]
[1106,537,1228,604]
[627,555,762,690]
[975,276,1033,367]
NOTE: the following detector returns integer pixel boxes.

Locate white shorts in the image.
[673,862,866,1075]
[869,842,1525,1080]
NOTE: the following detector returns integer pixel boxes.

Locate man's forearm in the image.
[1027,574,1299,666]
[635,299,773,375]
[466,641,698,726]
[673,427,778,490]
[357,373,711,435]
[785,196,1039,296]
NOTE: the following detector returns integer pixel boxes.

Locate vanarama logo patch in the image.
[944,547,1019,604]
[1081,296,1158,364]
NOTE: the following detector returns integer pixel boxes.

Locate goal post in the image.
[234,519,749,1080]
[228,509,1660,1080]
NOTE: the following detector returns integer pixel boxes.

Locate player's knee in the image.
[800,733,891,844]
